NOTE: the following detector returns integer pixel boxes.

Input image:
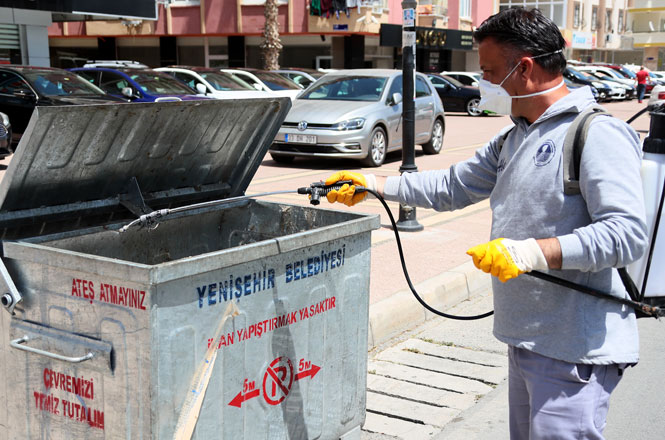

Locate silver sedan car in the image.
[270,69,445,167]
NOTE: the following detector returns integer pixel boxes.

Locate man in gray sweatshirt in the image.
[325,8,647,440]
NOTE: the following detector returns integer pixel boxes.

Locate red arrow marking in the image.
[295,364,321,381]
[228,388,260,408]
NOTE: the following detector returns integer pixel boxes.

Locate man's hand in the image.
[325,171,376,206]
[466,238,548,283]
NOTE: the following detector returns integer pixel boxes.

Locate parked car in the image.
[220,68,302,100]
[564,78,599,101]
[0,112,11,159]
[71,67,206,102]
[648,84,665,110]
[271,68,324,89]
[564,66,613,101]
[578,69,636,100]
[0,65,124,136]
[427,73,483,116]
[577,65,635,88]
[83,60,149,69]
[270,69,445,167]
[154,66,273,99]
[441,71,481,88]
[593,63,656,96]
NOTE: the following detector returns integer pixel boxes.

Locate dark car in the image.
[564,77,599,101]
[564,67,612,101]
[0,65,124,136]
[427,73,483,116]
[0,112,11,159]
[71,67,205,102]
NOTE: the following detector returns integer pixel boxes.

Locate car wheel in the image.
[422,118,444,155]
[270,153,295,164]
[466,98,483,116]
[363,127,387,167]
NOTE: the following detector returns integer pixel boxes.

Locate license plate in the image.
[285,134,317,144]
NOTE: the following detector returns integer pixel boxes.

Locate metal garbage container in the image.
[0,99,380,439]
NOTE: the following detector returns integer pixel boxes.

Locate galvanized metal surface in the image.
[0,97,291,241]
[0,98,379,439]
[1,200,379,439]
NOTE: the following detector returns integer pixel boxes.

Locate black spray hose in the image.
[362,187,495,321]
[345,186,664,319]
[626,106,650,125]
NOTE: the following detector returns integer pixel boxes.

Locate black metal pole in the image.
[397,0,423,232]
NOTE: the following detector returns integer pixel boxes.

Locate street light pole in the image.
[397,0,423,231]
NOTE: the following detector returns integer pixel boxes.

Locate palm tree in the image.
[261,0,282,70]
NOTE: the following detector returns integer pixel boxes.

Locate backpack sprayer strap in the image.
[563,104,608,195]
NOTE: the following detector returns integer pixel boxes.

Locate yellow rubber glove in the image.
[325,171,375,206]
[466,238,548,283]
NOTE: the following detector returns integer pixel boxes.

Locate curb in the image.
[368,261,492,349]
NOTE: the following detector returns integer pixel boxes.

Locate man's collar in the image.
[510,86,596,127]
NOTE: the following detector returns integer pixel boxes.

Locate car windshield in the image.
[253,71,301,90]
[129,71,195,95]
[568,68,589,81]
[617,67,635,79]
[590,71,613,80]
[441,75,464,87]
[599,69,623,79]
[199,71,254,91]
[24,71,106,96]
[300,76,387,101]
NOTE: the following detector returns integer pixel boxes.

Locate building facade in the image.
[627,0,665,70]
[498,0,646,65]
[0,7,52,66]
[46,0,494,72]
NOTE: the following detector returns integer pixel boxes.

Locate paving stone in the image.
[367,374,477,411]
[375,347,505,385]
[366,391,459,428]
[363,412,437,440]
[368,360,492,395]
[396,338,508,368]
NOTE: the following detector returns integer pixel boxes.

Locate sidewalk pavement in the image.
[364,198,494,350]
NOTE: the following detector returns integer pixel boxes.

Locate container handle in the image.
[10,335,94,363]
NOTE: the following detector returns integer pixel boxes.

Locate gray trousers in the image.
[508,346,623,440]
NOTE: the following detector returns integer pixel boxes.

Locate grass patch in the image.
[421,338,455,347]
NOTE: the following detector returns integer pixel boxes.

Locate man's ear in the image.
[518,57,535,80]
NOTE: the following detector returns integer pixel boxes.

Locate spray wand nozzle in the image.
[298,180,367,205]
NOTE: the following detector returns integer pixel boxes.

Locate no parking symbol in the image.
[262,356,294,405]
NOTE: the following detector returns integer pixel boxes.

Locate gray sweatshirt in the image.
[383,87,648,364]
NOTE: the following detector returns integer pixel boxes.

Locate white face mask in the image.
[478,50,564,115]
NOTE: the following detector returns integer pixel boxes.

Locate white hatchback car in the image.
[155,66,273,99]
[441,71,481,88]
[220,69,302,101]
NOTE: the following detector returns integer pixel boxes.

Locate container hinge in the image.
[0,258,21,315]
[119,177,153,217]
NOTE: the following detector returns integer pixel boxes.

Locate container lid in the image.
[0,98,291,239]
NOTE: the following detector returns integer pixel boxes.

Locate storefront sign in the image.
[380,24,473,51]
[572,31,596,49]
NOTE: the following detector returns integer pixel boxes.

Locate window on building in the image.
[460,0,471,19]
[497,1,565,27]
[606,10,612,32]
[618,11,623,33]
[573,3,580,28]
[592,6,598,31]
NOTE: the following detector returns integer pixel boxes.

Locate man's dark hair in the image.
[473,8,567,74]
